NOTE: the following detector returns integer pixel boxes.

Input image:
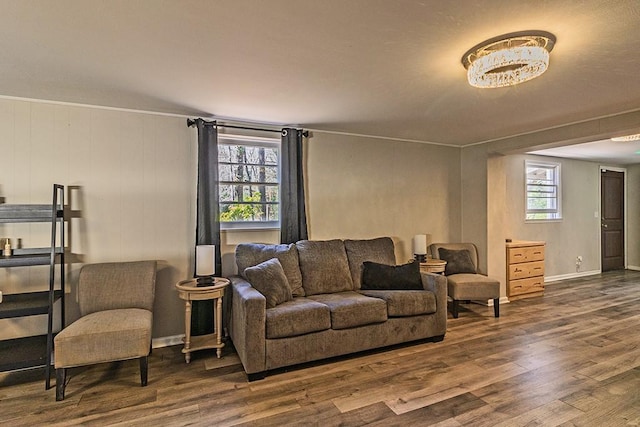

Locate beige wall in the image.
[461,144,489,272]
[0,100,463,341]
[499,154,601,278]
[2,97,634,341]
[626,164,640,269]
[486,154,507,293]
[463,151,624,296]
[0,99,196,340]
[305,132,461,263]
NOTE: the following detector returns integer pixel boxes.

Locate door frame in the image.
[599,165,627,271]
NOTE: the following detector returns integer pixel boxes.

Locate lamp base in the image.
[415,254,427,263]
[196,276,214,287]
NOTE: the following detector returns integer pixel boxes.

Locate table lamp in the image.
[413,234,427,263]
[196,245,215,286]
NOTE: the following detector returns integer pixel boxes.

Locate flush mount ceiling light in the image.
[461,31,556,88]
[611,134,640,142]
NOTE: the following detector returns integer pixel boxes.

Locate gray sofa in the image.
[229,237,447,380]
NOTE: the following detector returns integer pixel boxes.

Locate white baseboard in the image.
[152,334,184,349]
[473,296,510,306]
[544,270,601,283]
[627,265,640,271]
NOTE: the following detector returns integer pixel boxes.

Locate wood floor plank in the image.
[492,399,583,427]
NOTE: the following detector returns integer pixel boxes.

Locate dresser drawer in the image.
[508,276,545,297]
[508,261,544,280]
[508,245,545,264]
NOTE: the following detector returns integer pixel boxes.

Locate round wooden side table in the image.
[420,259,447,275]
[175,277,230,363]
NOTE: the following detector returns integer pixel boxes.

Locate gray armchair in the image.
[54,261,157,401]
[429,243,500,318]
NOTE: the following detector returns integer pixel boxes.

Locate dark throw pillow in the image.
[438,248,477,275]
[244,258,293,308]
[361,260,423,290]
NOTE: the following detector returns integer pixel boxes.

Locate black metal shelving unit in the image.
[0,184,65,389]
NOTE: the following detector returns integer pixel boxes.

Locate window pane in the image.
[218,138,280,224]
[525,161,561,220]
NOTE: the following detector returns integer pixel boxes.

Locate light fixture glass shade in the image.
[462,31,556,88]
[611,134,640,142]
[468,46,549,88]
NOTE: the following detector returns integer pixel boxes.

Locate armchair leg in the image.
[452,300,460,319]
[140,356,148,387]
[493,298,500,318]
[56,368,66,401]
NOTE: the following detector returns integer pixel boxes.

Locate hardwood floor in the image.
[1,270,639,426]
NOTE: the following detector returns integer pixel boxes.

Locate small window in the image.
[525,160,561,221]
[218,134,280,229]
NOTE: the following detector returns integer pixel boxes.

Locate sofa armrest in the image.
[420,272,447,335]
[229,276,267,374]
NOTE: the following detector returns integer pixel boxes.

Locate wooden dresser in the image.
[506,240,545,300]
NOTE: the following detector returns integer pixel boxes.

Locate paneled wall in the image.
[0,99,463,341]
[0,99,195,340]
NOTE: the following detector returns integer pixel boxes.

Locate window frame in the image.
[525,160,562,222]
[218,133,281,231]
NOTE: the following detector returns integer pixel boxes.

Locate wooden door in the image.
[601,169,625,271]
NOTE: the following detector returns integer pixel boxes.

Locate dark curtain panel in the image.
[192,118,221,335]
[280,128,308,244]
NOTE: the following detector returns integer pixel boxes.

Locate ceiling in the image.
[1,0,640,161]
[529,138,640,165]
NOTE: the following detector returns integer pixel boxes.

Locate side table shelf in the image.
[175,278,230,363]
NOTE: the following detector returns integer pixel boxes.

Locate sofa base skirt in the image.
[250,313,445,378]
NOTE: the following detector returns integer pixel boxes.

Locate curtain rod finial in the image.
[187,118,197,128]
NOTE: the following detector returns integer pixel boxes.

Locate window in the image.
[525,160,561,220]
[218,134,280,229]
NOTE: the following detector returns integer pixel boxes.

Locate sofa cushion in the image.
[296,240,354,295]
[244,258,293,309]
[236,243,305,297]
[438,248,477,276]
[359,290,437,317]
[307,291,387,329]
[265,298,331,339]
[361,260,423,290]
[447,274,500,300]
[344,237,396,289]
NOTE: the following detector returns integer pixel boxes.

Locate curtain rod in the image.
[187,118,308,136]
[218,123,282,134]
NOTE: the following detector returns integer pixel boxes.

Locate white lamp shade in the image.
[413,234,427,255]
[196,245,215,276]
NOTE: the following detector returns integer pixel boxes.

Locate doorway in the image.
[601,168,625,271]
